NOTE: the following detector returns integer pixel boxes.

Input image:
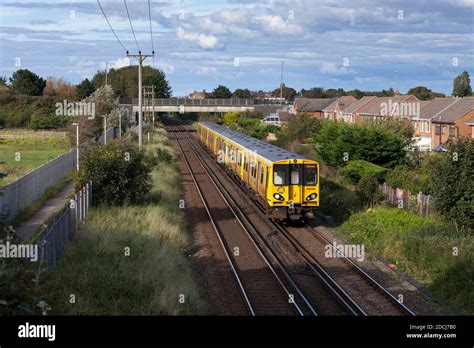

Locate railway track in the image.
[168,123,317,316]
[164,118,416,316]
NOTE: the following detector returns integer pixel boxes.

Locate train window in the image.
[290,164,301,185]
[273,164,287,186]
[304,165,318,185]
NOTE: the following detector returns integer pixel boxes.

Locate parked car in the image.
[262,115,282,125]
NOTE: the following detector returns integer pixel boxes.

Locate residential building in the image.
[322,96,357,121]
[339,96,377,124]
[187,90,207,99]
[353,95,420,123]
[430,97,474,149]
[412,98,457,150]
[294,97,337,117]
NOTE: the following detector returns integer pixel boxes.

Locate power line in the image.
[97,0,128,53]
[124,0,141,52]
[148,0,154,53]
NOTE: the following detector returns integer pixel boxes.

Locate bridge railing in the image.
[120,98,255,107]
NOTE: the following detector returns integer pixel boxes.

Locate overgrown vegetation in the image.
[340,160,388,184]
[336,207,473,314]
[40,127,207,314]
[311,121,406,168]
[75,142,152,206]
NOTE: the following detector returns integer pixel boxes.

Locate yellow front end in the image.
[267,160,319,220]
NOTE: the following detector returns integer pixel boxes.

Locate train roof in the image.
[200,121,307,163]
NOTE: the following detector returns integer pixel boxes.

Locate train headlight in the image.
[273,193,285,201]
[306,193,318,201]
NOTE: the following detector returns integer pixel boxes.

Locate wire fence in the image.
[0,127,119,223]
[380,183,433,217]
[34,182,92,269]
[0,150,77,223]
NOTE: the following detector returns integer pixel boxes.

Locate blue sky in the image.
[0,0,473,96]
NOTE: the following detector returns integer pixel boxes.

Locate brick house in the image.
[430,97,474,149]
[339,96,377,124]
[322,96,357,121]
[411,98,457,150]
[294,97,337,118]
[353,95,420,123]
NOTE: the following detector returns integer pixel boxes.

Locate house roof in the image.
[294,97,337,112]
[322,96,357,112]
[355,95,418,116]
[417,98,458,120]
[341,96,377,114]
[431,97,474,124]
[200,121,305,162]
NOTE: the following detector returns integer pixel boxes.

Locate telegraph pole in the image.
[127,51,154,148]
[280,61,284,100]
[105,61,108,86]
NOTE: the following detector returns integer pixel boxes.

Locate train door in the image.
[288,163,303,206]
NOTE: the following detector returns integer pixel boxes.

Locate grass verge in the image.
[40,127,208,315]
[335,207,473,314]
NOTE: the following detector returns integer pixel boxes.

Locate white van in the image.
[262,115,281,125]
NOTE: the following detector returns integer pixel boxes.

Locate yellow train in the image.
[197,122,320,221]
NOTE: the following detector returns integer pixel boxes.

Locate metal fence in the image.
[34,182,91,269]
[0,127,119,223]
[120,97,255,106]
[97,127,118,145]
[0,150,77,223]
[380,183,433,217]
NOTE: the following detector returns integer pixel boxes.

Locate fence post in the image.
[78,190,83,221]
[70,198,77,233]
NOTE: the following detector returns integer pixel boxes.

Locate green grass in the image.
[335,207,474,314]
[0,137,70,186]
[41,126,207,315]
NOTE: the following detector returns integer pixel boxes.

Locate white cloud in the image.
[109,58,130,70]
[253,15,303,35]
[319,62,356,75]
[195,66,217,76]
[176,27,221,49]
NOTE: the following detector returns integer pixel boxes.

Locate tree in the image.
[76,78,95,99]
[42,77,76,99]
[209,85,232,99]
[92,66,172,98]
[76,142,152,206]
[273,84,297,100]
[278,113,323,144]
[355,176,383,207]
[312,122,406,168]
[452,71,472,97]
[232,88,251,99]
[407,86,445,100]
[9,69,46,96]
[222,112,239,126]
[301,87,326,98]
[431,137,473,230]
[0,76,7,86]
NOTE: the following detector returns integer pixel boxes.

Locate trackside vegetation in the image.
[41,127,207,314]
[335,207,473,314]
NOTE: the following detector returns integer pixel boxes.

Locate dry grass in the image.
[42,126,207,315]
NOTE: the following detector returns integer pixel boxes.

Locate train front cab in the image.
[268,159,319,221]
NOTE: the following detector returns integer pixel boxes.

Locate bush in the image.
[431,137,474,230]
[340,160,388,184]
[355,176,383,207]
[76,143,152,206]
[312,121,406,168]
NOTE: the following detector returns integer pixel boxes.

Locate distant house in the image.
[188,90,207,99]
[294,97,337,117]
[430,97,474,149]
[353,95,420,123]
[412,98,457,150]
[339,96,377,124]
[322,96,357,121]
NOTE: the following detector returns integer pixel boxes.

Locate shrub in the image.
[340,160,388,184]
[76,143,152,206]
[312,121,406,168]
[430,137,474,230]
[355,176,383,207]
